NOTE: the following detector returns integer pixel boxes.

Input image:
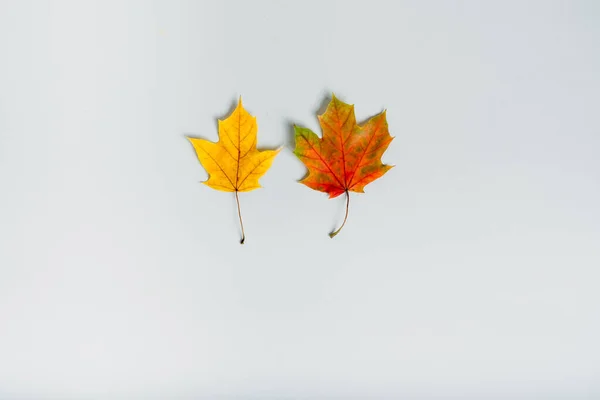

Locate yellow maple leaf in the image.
[187,98,280,244]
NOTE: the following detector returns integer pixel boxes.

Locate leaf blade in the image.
[188,98,279,192]
[293,95,393,196]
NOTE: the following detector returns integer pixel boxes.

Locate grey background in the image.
[1,0,599,399]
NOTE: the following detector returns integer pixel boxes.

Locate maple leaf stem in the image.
[329,190,350,238]
[235,190,245,244]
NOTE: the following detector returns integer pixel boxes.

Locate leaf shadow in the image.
[314,93,332,118]
[213,97,239,132]
[284,92,333,184]
[284,91,333,150]
[184,97,239,145]
[183,98,238,184]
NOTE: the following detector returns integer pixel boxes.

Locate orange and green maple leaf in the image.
[187,98,280,244]
[293,94,393,237]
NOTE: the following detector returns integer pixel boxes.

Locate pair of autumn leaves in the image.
[187,94,394,244]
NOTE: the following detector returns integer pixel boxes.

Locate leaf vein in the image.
[198,146,235,189]
[347,115,386,188]
[298,134,345,188]
[237,156,271,189]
